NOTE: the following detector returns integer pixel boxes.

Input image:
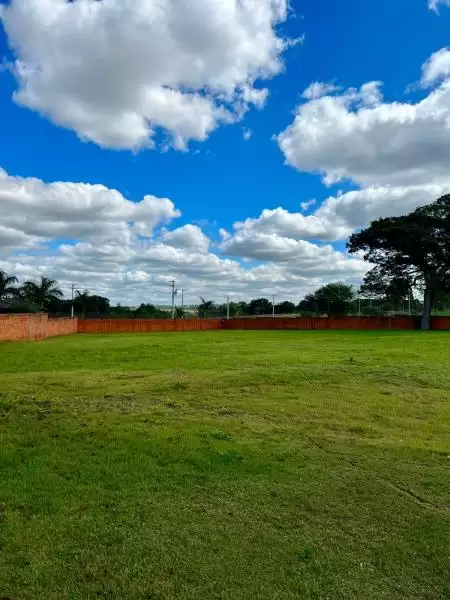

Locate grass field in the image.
[0,331,449,600]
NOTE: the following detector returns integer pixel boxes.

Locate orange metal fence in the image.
[221,316,418,330]
[77,318,222,334]
[1,314,450,341]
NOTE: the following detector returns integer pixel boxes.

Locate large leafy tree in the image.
[275,301,296,315]
[348,195,450,329]
[0,270,19,301]
[21,277,64,310]
[248,298,272,315]
[74,290,110,316]
[299,283,355,316]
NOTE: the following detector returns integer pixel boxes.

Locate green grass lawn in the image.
[0,331,449,600]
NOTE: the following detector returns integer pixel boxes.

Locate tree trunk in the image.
[421,289,434,330]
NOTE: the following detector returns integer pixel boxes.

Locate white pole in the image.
[226,296,230,320]
[272,294,276,318]
[170,280,176,319]
[71,283,76,318]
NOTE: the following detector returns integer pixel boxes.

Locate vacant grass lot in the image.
[0,331,449,600]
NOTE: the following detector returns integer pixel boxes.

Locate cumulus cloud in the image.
[421,48,450,86]
[219,181,447,258]
[228,207,348,242]
[161,224,211,253]
[270,47,450,252]
[0,168,366,304]
[1,0,290,150]
[315,183,449,230]
[220,229,365,276]
[277,64,450,188]
[0,168,180,249]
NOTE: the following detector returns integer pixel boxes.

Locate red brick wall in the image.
[0,314,78,341]
[431,316,450,330]
[78,318,222,334]
[222,316,417,330]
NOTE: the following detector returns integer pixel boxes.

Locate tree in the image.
[359,268,414,313]
[75,290,110,316]
[348,195,450,329]
[299,283,355,316]
[275,301,296,315]
[0,270,19,301]
[134,304,169,319]
[198,297,215,318]
[248,298,272,315]
[21,277,63,310]
[174,307,185,319]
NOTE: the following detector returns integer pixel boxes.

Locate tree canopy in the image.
[21,277,63,310]
[348,195,450,329]
[299,283,355,316]
[275,301,296,315]
[198,298,215,318]
[248,298,273,315]
[0,270,18,302]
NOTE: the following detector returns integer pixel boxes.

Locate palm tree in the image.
[75,289,90,317]
[0,270,19,302]
[198,297,215,318]
[21,277,63,310]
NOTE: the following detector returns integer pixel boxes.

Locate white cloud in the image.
[0,168,367,304]
[243,128,253,141]
[228,206,348,242]
[300,199,316,212]
[161,224,211,253]
[277,62,450,188]
[0,168,180,250]
[220,229,365,276]
[429,0,450,13]
[270,48,450,253]
[315,183,449,230]
[218,180,448,257]
[302,81,340,99]
[421,48,450,86]
[1,0,289,150]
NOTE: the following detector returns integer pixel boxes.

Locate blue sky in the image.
[1,0,450,304]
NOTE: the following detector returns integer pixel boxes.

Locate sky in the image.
[1,0,450,306]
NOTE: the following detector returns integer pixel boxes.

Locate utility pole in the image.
[226,295,230,320]
[181,288,185,318]
[71,283,77,318]
[170,280,177,319]
[272,294,276,318]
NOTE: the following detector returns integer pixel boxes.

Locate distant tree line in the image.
[1,271,449,323]
[1,193,449,329]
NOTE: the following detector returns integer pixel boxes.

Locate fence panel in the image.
[78,318,222,334]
